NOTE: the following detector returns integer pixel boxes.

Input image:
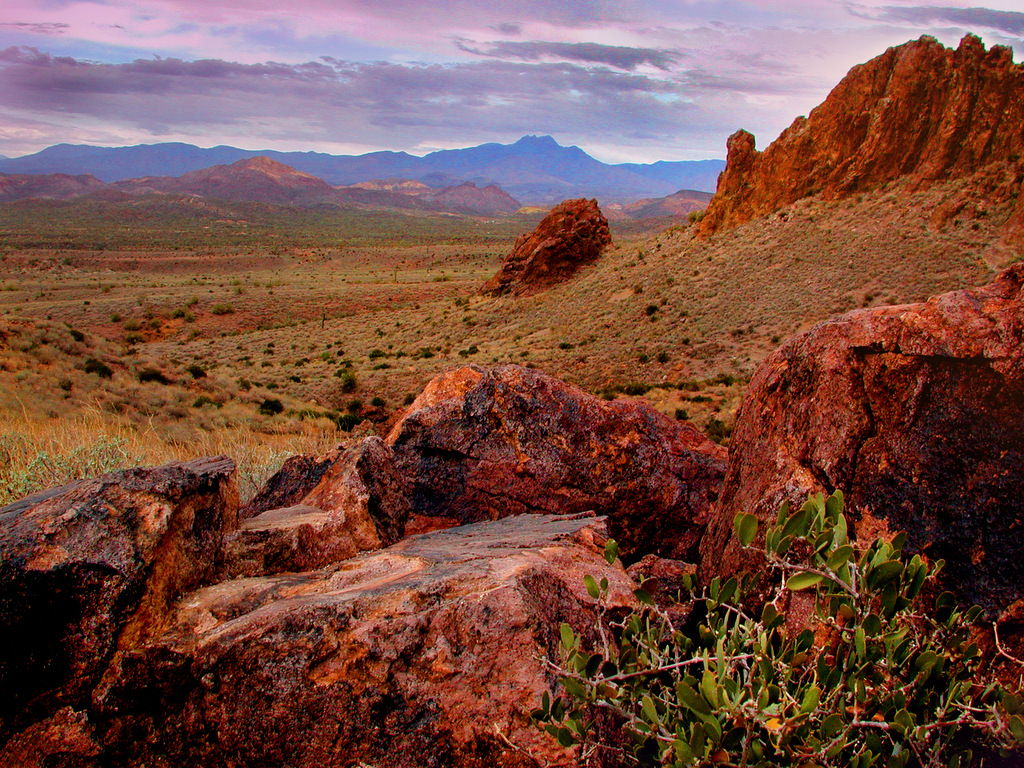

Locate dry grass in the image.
[0,405,343,506]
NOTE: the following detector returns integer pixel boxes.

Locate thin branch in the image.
[994,622,1024,666]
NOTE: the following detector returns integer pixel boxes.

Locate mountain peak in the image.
[232,156,312,178]
[513,135,560,149]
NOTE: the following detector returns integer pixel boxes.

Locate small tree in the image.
[535,491,1024,767]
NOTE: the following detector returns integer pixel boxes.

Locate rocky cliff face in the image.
[696,34,1024,237]
[701,264,1024,613]
[482,198,611,296]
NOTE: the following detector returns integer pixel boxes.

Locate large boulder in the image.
[482,198,611,296]
[700,265,1024,612]
[224,437,410,577]
[387,364,727,560]
[86,514,634,768]
[0,457,238,743]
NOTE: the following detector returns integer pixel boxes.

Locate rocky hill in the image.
[0,157,524,217]
[112,156,338,205]
[0,171,107,202]
[697,34,1024,239]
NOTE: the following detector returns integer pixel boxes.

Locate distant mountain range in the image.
[0,136,724,205]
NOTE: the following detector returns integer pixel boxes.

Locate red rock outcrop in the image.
[387,364,727,560]
[697,34,1024,238]
[9,513,634,767]
[700,265,1024,612]
[0,457,238,743]
[223,437,410,577]
[482,198,611,295]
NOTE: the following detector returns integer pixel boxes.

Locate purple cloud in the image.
[456,40,680,71]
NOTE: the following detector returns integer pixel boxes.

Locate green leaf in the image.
[562,677,587,699]
[560,623,575,652]
[801,685,821,714]
[821,713,845,739]
[603,539,619,565]
[867,559,904,589]
[786,571,824,591]
[641,694,660,725]
[776,500,791,526]
[834,513,848,546]
[556,727,575,747]
[633,588,655,606]
[1010,715,1024,742]
[915,650,939,676]
[781,507,811,540]
[863,613,882,637]
[855,627,866,660]
[584,574,600,600]
[825,491,844,521]
[676,681,711,716]
[734,512,759,547]
[827,545,855,570]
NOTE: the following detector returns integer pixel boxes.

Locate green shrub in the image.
[84,357,113,378]
[186,364,207,379]
[211,303,234,315]
[137,368,170,384]
[534,491,1024,767]
[257,398,284,416]
[337,370,357,393]
[706,417,731,444]
[371,396,386,408]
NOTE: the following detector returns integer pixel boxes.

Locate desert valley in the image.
[2,27,1024,768]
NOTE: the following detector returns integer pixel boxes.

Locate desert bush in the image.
[186,364,207,379]
[535,491,1024,767]
[705,417,731,444]
[137,367,171,384]
[211,303,234,315]
[337,370,357,393]
[257,397,284,416]
[84,357,113,378]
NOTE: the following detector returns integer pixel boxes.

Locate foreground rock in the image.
[701,265,1024,612]
[388,364,727,560]
[0,457,238,743]
[697,35,1024,238]
[40,514,632,767]
[482,198,611,296]
[225,437,409,577]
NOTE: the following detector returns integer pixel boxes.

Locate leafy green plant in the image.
[535,491,1023,767]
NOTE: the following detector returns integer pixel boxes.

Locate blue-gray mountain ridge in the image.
[0,135,724,206]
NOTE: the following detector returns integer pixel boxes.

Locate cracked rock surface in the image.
[387,364,727,561]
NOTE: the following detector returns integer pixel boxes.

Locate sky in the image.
[0,1,1022,164]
